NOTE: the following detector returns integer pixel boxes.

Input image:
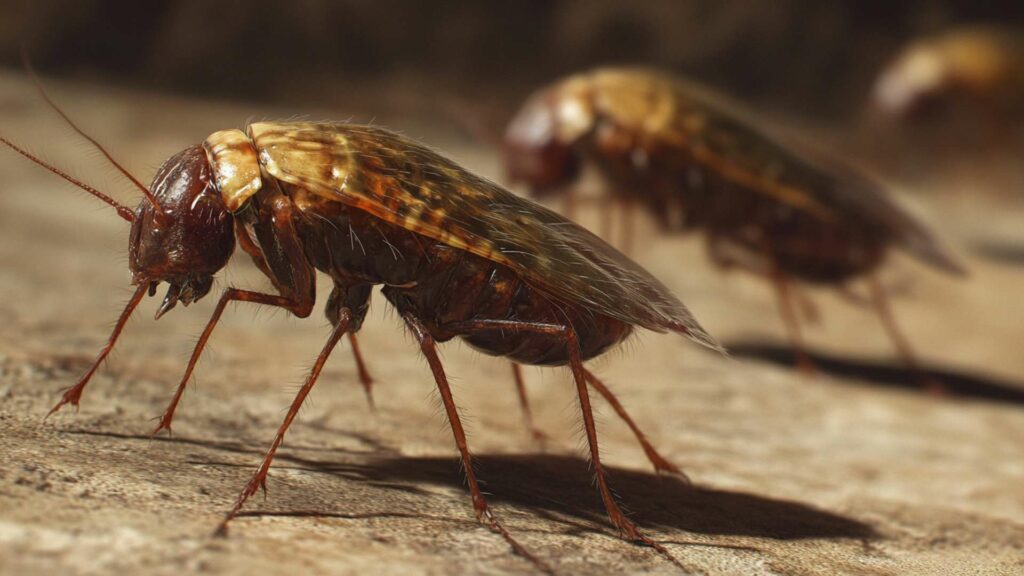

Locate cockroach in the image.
[873,25,1024,125]
[3,79,723,571]
[503,67,966,385]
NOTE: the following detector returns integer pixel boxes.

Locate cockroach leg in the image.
[402,314,552,574]
[152,288,313,436]
[583,369,688,481]
[439,320,675,561]
[46,285,147,418]
[771,270,817,378]
[789,283,820,325]
[512,361,688,478]
[347,333,376,409]
[866,273,945,394]
[216,309,351,536]
[238,212,377,409]
[509,363,548,447]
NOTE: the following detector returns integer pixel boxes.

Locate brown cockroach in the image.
[873,25,1024,124]
[2,82,724,571]
[503,67,966,385]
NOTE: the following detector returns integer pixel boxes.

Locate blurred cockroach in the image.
[2,78,723,571]
[873,26,1024,125]
[870,26,1024,178]
[503,67,966,384]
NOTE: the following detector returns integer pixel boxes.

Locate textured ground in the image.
[1,73,1022,575]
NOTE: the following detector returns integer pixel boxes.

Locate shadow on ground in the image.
[67,430,875,542]
[349,454,876,540]
[233,453,875,541]
[727,341,1024,404]
[972,240,1024,266]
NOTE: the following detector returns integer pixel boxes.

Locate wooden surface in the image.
[1,73,1022,575]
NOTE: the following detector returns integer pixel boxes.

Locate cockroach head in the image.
[503,91,582,197]
[129,145,235,318]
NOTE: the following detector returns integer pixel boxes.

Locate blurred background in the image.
[1,3,1023,574]
[1,0,1021,115]
[2,1,1021,210]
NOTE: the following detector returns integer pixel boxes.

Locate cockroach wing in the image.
[590,68,965,275]
[664,75,966,275]
[248,122,722,353]
[789,146,968,276]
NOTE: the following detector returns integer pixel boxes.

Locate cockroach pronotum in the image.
[503,67,966,387]
[2,78,725,571]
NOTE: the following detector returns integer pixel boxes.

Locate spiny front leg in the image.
[156,184,317,435]
[47,285,147,417]
[152,288,313,436]
[215,308,351,536]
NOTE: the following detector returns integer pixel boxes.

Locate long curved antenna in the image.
[21,50,163,211]
[0,135,134,222]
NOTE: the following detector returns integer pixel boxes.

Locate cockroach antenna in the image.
[0,135,135,222]
[20,49,164,213]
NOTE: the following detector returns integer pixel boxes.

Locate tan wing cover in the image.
[204,128,263,212]
[247,121,722,352]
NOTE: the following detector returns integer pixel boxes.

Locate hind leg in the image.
[438,319,678,563]
[866,273,945,394]
[402,314,550,573]
[771,270,818,377]
[510,363,686,477]
[583,369,688,480]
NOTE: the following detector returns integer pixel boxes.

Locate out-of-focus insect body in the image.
[4,90,719,570]
[504,68,965,383]
[873,26,1024,124]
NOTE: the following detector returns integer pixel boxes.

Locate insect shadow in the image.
[66,428,873,541]
[972,240,1024,267]
[726,340,1024,405]
[340,454,876,541]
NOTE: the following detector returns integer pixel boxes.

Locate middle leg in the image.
[216,308,352,535]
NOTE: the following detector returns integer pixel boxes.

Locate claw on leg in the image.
[404,314,553,574]
[46,286,147,419]
[217,312,350,536]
